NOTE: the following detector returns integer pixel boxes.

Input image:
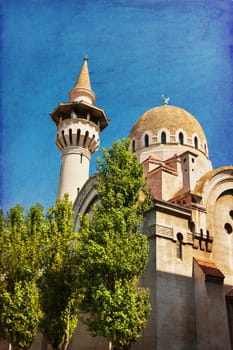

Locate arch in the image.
[69,128,73,145]
[178,132,184,145]
[161,131,167,144]
[176,232,183,260]
[144,134,149,147]
[132,140,136,152]
[76,129,81,146]
[194,136,198,149]
[62,130,67,146]
[83,131,89,147]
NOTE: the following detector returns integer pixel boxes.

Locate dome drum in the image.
[129,105,209,158]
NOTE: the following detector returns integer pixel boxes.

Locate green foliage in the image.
[0,196,79,350]
[39,195,78,350]
[77,139,151,349]
[0,281,41,350]
[0,204,44,349]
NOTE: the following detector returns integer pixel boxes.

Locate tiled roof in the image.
[194,257,225,283]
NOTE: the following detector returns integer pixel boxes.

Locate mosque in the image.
[44,58,233,349]
[48,57,233,350]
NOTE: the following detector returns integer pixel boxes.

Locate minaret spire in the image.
[69,56,96,104]
[50,57,109,203]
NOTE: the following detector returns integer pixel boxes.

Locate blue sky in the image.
[1,0,233,212]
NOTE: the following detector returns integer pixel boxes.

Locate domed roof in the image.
[129,105,206,142]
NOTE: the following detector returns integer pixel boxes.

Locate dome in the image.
[129,105,208,156]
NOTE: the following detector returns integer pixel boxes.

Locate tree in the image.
[76,139,151,350]
[39,195,79,350]
[0,205,43,349]
[0,197,79,350]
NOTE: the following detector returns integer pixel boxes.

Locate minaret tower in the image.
[50,57,109,203]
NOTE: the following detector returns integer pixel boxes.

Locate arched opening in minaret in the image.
[69,129,73,145]
[88,134,95,151]
[76,129,81,146]
[83,131,89,147]
[178,132,184,145]
[62,130,67,146]
[144,134,149,147]
[161,132,166,144]
[194,136,198,149]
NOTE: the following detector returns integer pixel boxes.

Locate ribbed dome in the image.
[129,105,206,142]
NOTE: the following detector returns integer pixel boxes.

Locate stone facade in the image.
[69,101,233,349]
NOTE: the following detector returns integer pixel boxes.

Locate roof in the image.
[69,57,96,103]
[73,56,92,91]
[129,105,206,142]
[193,166,233,196]
[194,257,225,283]
[50,101,109,130]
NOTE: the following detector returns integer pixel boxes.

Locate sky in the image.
[1,0,233,212]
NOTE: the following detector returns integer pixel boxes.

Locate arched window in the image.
[194,136,198,149]
[161,132,166,144]
[144,134,149,147]
[176,233,183,260]
[179,132,184,145]
[132,140,136,152]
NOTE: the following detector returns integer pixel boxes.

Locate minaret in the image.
[50,57,109,203]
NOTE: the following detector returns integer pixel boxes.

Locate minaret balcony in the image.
[56,118,99,154]
[50,101,109,131]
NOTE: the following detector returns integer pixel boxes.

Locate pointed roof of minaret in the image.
[73,55,92,91]
[69,56,96,104]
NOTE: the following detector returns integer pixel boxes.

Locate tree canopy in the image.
[39,195,79,350]
[0,197,79,350]
[0,205,43,349]
[76,139,151,350]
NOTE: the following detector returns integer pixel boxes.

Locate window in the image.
[194,136,198,149]
[176,233,183,260]
[144,134,149,147]
[161,132,166,144]
[225,223,233,234]
[132,140,136,152]
[179,132,184,145]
